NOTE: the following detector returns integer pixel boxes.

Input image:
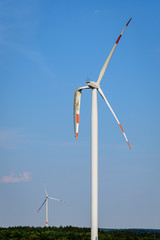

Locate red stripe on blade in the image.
[116,34,122,44]
[76,114,79,123]
[126,18,132,26]
[76,132,78,139]
[127,141,131,150]
[119,124,124,133]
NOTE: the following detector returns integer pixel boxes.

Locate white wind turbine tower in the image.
[74,18,132,240]
[37,186,64,227]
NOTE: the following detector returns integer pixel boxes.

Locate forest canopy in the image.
[0,226,160,240]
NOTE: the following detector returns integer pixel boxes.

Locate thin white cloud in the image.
[22,48,55,79]
[0,1,55,79]
[0,129,77,150]
[94,9,101,15]
[0,172,31,183]
[0,40,55,79]
[0,129,32,149]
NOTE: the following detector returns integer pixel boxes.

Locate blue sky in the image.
[0,0,160,229]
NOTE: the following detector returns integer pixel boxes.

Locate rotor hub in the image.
[86,81,99,89]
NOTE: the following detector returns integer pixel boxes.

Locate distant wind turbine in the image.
[37,185,64,227]
[74,18,132,240]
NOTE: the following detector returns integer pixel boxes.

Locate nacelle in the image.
[86,81,99,89]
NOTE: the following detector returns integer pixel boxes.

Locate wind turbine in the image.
[74,18,132,240]
[37,185,64,227]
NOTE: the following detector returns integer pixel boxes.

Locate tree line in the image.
[0,226,160,240]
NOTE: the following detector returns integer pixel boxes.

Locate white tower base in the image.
[91,88,98,240]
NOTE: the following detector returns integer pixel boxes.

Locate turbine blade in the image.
[73,86,89,139]
[98,88,131,150]
[37,199,46,213]
[48,196,65,203]
[97,18,132,85]
[44,184,48,197]
[74,89,81,139]
[75,90,81,140]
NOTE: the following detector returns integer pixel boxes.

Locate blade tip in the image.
[127,141,131,150]
[126,17,132,26]
[76,133,78,140]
